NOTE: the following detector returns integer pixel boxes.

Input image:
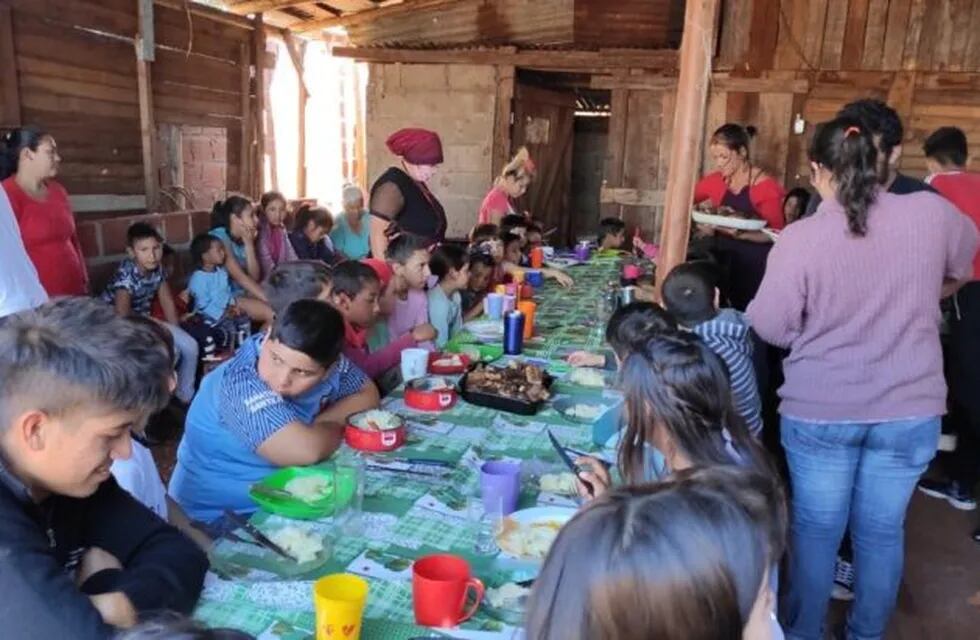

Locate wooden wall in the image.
[710,0,980,185]
[0,0,256,205]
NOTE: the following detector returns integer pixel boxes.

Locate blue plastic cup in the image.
[485,293,504,320]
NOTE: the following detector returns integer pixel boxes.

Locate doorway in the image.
[509,70,610,247]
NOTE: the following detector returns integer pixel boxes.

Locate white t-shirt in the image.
[111,439,168,519]
[0,187,47,317]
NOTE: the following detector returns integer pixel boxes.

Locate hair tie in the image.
[844,126,861,138]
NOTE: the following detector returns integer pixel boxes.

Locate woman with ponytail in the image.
[478,147,535,225]
[747,118,978,640]
[1,126,88,296]
[208,195,273,323]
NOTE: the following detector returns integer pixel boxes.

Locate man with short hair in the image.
[0,297,208,639]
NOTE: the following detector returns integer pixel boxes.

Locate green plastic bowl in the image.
[249,466,354,520]
[447,341,503,362]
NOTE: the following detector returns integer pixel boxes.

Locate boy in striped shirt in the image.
[663,262,763,437]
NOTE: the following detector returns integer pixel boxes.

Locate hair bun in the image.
[745,125,758,139]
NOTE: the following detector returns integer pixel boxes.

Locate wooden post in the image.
[252,13,267,196]
[352,62,367,189]
[0,5,21,128]
[239,42,253,196]
[491,65,515,178]
[655,0,720,295]
[297,40,307,197]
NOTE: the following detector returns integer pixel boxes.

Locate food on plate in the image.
[466,360,551,403]
[283,475,331,503]
[351,410,402,431]
[564,404,603,420]
[539,472,579,496]
[496,517,564,560]
[567,367,606,388]
[267,526,324,563]
[433,354,464,368]
[487,582,532,609]
[694,202,761,221]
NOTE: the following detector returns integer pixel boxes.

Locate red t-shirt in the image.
[2,177,88,296]
[694,171,786,230]
[927,171,980,280]
[478,185,515,225]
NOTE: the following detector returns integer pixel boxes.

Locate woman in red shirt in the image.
[478,147,535,225]
[0,127,88,296]
[693,124,786,310]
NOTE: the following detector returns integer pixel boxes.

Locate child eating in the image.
[462,251,495,321]
[427,244,470,347]
[256,191,297,278]
[183,233,253,353]
[385,233,437,349]
[596,217,627,255]
[101,222,198,405]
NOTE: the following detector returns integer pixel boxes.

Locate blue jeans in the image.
[780,415,940,640]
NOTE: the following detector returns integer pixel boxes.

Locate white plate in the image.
[496,506,575,562]
[465,319,504,341]
[761,228,781,242]
[692,210,768,231]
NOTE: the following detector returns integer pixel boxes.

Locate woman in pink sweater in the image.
[747,118,977,640]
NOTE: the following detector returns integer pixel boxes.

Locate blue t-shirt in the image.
[100,258,164,315]
[169,334,369,522]
[209,227,248,296]
[188,267,234,322]
[329,212,371,260]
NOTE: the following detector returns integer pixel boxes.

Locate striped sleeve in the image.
[695,326,764,437]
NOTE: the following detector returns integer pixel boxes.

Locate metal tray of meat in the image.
[458,366,555,416]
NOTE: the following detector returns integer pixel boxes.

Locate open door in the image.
[511,83,576,247]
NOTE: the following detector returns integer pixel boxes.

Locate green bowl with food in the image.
[249,466,354,520]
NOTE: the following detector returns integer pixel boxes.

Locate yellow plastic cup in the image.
[313,573,369,640]
[511,269,525,284]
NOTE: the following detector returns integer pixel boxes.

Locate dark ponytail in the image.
[210,195,253,230]
[808,118,879,236]
[0,126,48,181]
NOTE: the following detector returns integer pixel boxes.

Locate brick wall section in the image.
[77,209,210,294]
[366,63,496,238]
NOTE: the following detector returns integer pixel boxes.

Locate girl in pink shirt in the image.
[256,191,297,279]
[478,147,535,225]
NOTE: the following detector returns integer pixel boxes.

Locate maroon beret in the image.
[385,128,443,165]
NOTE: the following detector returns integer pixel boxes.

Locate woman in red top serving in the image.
[1,127,88,296]
[478,147,535,225]
[693,123,785,310]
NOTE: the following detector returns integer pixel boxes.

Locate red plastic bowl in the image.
[427,352,472,375]
[344,411,406,452]
[405,378,458,412]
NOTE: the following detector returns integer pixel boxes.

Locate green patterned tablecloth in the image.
[195,259,625,640]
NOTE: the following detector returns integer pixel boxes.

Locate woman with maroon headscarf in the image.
[369,128,447,257]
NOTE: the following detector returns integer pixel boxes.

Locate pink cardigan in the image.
[257,222,298,279]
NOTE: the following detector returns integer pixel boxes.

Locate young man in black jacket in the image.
[0,297,208,639]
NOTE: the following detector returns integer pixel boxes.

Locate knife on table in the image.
[546,429,593,496]
[222,509,297,562]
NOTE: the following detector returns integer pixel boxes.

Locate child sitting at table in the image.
[526,467,784,640]
[596,217,627,256]
[101,222,198,405]
[501,231,525,267]
[385,233,438,350]
[427,244,470,348]
[182,233,253,354]
[263,260,333,316]
[526,221,544,247]
[169,299,380,522]
[500,213,529,244]
[0,298,207,637]
[566,301,677,369]
[331,260,432,379]
[662,261,763,437]
[256,191,297,278]
[462,251,495,321]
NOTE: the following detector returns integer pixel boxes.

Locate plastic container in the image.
[404,377,458,412]
[344,410,406,452]
[249,465,354,520]
[458,369,554,416]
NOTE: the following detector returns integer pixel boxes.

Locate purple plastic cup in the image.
[480,461,521,516]
[502,294,517,314]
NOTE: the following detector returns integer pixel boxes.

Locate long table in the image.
[195,259,625,639]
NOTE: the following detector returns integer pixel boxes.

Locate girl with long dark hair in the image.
[747,117,978,639]
[209,196,273,323]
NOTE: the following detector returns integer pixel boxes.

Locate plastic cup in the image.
[313,573,369,640]
[484,293,504,320]
[495,284,507,295]
[530,247,544,268]
[412,555,484,627]
[512,269,525,284]
[480,461,521,516]
[502,294,516,314]
[525,269,544,287]
[518,301,536,340]
[400,348,429,382]
[541,246,555,259]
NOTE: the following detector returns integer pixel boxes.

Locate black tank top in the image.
[369,167,447,244]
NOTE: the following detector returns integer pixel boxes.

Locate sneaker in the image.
[917,479,977,511]
[831,557,855,601]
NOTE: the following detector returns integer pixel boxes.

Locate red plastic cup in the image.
[412,555,485,627]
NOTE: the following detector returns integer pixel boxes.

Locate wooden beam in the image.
[600,186,666,208]
[712,73,810,93]
[656,0,721,296]
[602,88,630,218]
[491,65,515,179]
[70,194,148,213]
[0,5,21,128]
[154,0,256,30]
[330,46,679,71]
[228,0,323,15]
[160,124,185,209]
[591,75,677,91]
[283,32,308,197]
[282,31,312,97]
[253,12,267,195]
[239,42,253,196]
[294,0,458,33]
[135,36,159,211]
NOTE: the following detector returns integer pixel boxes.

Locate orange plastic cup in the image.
[518,301,536,339]
[530,247,544,268]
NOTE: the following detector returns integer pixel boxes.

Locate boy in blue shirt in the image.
[169,299,379,522]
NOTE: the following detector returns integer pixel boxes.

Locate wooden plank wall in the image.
[712,0,980,185]
[3,0,253,199]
